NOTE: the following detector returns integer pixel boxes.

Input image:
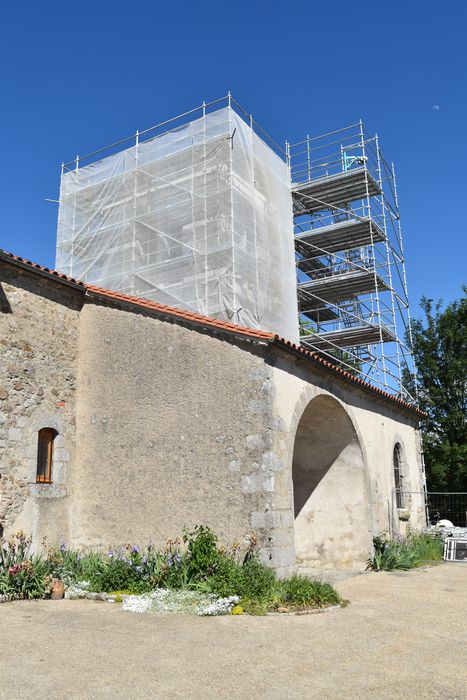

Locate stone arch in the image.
[291,393,371,570]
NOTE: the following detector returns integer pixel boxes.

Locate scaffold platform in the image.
[295,256,326,276]
[295,218,386,259]
[301,323,396,351]
[292,168,381,216]
[297,295,339,322]
[298,269,390,304]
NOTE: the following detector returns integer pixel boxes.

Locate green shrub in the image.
[90,556,136,592]
[405,532,443,563]
[4,557,51,600]
[241,599,269,616]
[87,545,163,593]
[44,546,85,585]
[142,548,166,585]
[205,554,244,597]
[0,531,33,569]
[280,575,341,608]
[367,532,443,572]
[183,525,218,581]
[240,557,277,603]
[159,554,190,591]
[0,532,50,600]
[367,535,416,571]
[79,552,105,583]
[0,570,13,597]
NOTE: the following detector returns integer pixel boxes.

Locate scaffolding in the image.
[55,97,417,403]
[56,96,299,343]
[287,122,416,401]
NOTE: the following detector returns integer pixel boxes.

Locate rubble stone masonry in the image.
[0,262,82,540]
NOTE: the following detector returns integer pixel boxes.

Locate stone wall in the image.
[0,263,82,543]
[0,259,425,572]
[266,349,425,569]
[68,301,279,557]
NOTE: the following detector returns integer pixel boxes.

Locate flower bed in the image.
[0,527,342,615]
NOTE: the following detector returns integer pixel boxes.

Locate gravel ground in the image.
[1,563,466,699]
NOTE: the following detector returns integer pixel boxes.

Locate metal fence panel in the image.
[426,492,467,527]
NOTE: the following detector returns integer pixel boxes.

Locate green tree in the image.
[404,289,466,490]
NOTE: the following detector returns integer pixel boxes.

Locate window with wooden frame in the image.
[36,428,58,484]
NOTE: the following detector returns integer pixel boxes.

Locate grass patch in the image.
[279,575,341,608]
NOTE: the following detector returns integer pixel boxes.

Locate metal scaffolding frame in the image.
[286,121,416,402]
[56,94,299,343]
[55,97,417,404]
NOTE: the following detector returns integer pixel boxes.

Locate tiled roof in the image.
[86,284,275,341]
[0,250,85,288]
[272,336,426,416]
[1,249,425,417]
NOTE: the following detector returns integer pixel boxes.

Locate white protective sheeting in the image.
[56,106,299,342]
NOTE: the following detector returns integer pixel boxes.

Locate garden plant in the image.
[367,531,444,571]
[0,526,341,615]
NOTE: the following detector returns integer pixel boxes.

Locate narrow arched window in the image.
[36,428,57,484]
[393,443,403,508]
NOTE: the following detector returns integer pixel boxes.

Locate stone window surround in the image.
[26,415,68,498]
[392,437,410,511]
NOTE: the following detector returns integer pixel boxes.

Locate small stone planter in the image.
[398,509,411,522]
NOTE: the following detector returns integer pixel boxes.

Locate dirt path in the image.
[1,564,466,699]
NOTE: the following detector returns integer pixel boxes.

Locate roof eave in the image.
[272,338,425,419]
[0,251,86,292]
[0,249,425,419]
[85,287,275,347]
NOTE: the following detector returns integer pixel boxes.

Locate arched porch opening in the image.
[292,394,370,570]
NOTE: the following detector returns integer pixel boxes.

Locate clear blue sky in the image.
[1,0,465,313]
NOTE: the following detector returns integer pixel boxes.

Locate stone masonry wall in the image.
[68,301,279,558]
[266,349,425,569]
[0,263,82,542]
[0,259,425,573]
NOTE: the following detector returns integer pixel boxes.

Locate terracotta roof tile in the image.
[86,284,275,341]
[0,249,424,416]
[0,250,86,287]
[273,336,425,416]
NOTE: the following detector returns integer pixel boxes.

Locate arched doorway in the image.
[292,394,370,569]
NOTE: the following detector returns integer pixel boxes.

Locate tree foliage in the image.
[404,289,466,491]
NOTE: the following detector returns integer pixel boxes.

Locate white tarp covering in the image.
[56,107,299,342]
